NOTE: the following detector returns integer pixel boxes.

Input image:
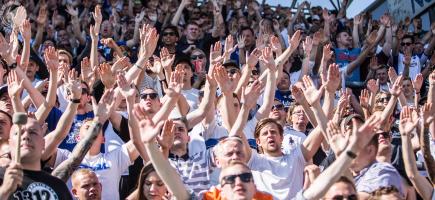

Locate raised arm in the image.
[152,71,183,123]
[90,5,102,70]
[234,49,260,97]
[66,5,86,45]
[126,11,144,47]
[255,47,277,120]
[170,0,191,26]
[275,30,302,67]
[51,90,116,182]
[19,19,31,68]
[7,70,25,113]
[42,69,81,161]
[33,5,48,50]
[323,64,341,119]
[399,106,434,199]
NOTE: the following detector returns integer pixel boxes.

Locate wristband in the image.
[134,64,144,70]
[71,99,81,104]
[346,150,357,159]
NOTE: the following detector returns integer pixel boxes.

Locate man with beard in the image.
[155,26,180,55]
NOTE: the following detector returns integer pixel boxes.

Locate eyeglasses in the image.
[401,42,413,46]
[376,96,390,103]
[227,68,239,75]
[330,194,358,200]
[191,55,205,60]
[221,172,253,186]
[272,104,284,111]
[141,93,158,100]
[292,110,305,116]
[163,32,176,36]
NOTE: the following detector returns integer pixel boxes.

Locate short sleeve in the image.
[54,148,72,168]
[108,145,133,174]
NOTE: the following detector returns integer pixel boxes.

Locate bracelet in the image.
[134,64,144,70]
[346,150,357,159]
[71,99,81,104]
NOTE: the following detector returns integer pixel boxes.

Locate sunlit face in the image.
[143,171,167,200]
[226,67,241,84]
[376,93,390,107]
[172,120,189,149]
[162,28,179,45]
[376,131,392,152]
[9,118,44,164]
[241,29,254,47]
[220,165,256,200]
[277,75,290,91]
[101,20,113,38]
[139,89,161,114]
[323,181,357,200]
[26,61,39,80]
[256,123,283,154]
[336,32,352,47]
[269,101,286,123]
[175,63,193,84]
[216,140,246,168]
[59,53,71,66]
[375,68,388,85]
[72,172,102,200]
[0,112,12,142]
[186,24,200,41]
[290,105,308,128]
[402,79,413,97]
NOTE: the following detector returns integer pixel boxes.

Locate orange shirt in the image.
[203,187,273,200]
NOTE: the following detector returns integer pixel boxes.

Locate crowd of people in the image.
[0,0,434,199]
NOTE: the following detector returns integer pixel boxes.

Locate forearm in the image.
[15,66,45,107]
[127,98,148,162]
[125,57,147,83]
[33,26,44,50]
[310,103,327,134]
[90,40,99,69]
[256,70,277,119]
[42,102,78,160]
[322,91,335,120]
[126,23,140,47]
[420,127,435,183]
[20,39,30,67]
[187,83,216,129]
[381,96,397,122]
[171,5,185,26]
[144,142,191,199]
[51,121,102,182]
[352,24,360,48]
[220,93,237,131]
[152,95,179,124]
[72,20,86,45]
[238,48,246,65]
[10,96,25,113]
[298,55,311,82]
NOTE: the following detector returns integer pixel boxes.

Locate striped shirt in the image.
[169,149,214,196]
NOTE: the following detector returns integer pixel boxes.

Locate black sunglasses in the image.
[251,70,259,76]
[191,55,205,60]
[272,104,284,111]
[141,93,158,100]
[331,194,358,200]
[199,90,204,97]
[163,32,176,36]
[221,172,253,186]
[376,96,391,103]
[401,42,413,46]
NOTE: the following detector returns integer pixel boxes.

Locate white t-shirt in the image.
[282,126,307,153]
[397,53,426,80]
[189,119,228,156]
[55,145,132,200]
[248,147,307,199]
[182,88,200,111]
[243,117,258,148]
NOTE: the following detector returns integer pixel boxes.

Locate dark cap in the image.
[222,60,239,69]
[0,85,8,97]
[173,56,194,71]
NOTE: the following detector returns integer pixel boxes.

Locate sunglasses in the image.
[141,93,159,100]
[227,68,239,75]
[376,96,391,103]
[221,172,253,186]
[251,70,259,76]
[272,104,284,111]
[401,42,413,46]
[330,194,358,200]
[199,90,204,97]
[191,55,205,60]
[163,32,176,36]
[377,131,391,138]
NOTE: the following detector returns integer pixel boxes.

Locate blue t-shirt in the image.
[46,107,94,151]
[334,48,362,82]
[275,90,293,108]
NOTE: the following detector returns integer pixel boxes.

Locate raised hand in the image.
[6,70,24,98]
[399,106,419,135]
[13,6,27,28]
[100,38,117,49]
[64,69,81,100]
[237,35,246,50]
[380,14,391,27]
[351,114,380,151]
[359,89,370,109]
[111,56,130,73]
[290,84,306,104]
[326,121,348,156]
[354,15,363,25]
[19,20,31,42]
[0,162,23,197]
[246,48,261,68]
[116,73,136,99]
[156,120,175,150]
[43,46,59,72]
[0,33,11,58]
[301,75,325,106]
[89,25,98,41]
[302,36,313,55]
[412,73,423,93]
[312,30,323,46]
[80,57,93,81]
[66,4,78,17]
[98,63,116,89]
[210,41,223,65]
[160,47,175,71]
[289,30,302,51]
[403,47,412,66]
[259,47,276,71]
[367,79,379,95]
[389,75,403,97]
[325,63,340,93]
[369,56,379,71]
[270,35,282,53]
[95,89,116,123]
[224,35,237,55]
[366,30,378,46]
[166,70,183,97]
[214,65,232,94]
[241,80,263,109]
[388,67,398,83]
[36,5,48,26]
[133,103,166,143]
[322,43,333,61]
[93,5,102,25]
[135,10,145,24]
[421,103,434,126]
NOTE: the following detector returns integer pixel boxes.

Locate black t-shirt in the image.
[0,168,73,200]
